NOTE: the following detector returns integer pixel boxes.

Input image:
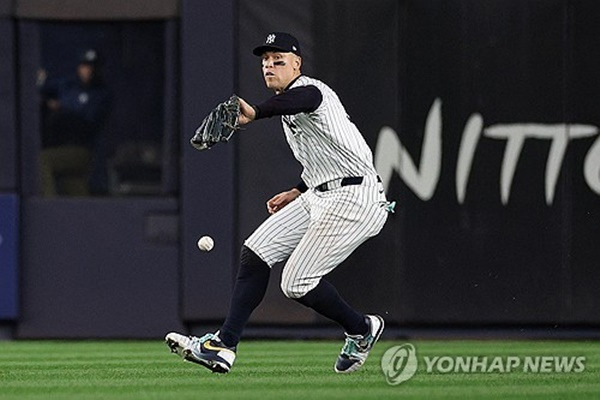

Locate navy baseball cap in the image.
[253,32,301,57]
[79,49,101,66]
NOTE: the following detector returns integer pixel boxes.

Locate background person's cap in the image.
[79,49,101,66]
[253,32,301,57]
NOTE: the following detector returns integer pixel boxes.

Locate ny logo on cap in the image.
[266,34,276,44]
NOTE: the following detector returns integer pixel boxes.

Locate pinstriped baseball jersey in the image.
[282,75,378,189]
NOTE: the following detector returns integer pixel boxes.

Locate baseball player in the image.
[166,32,392,374]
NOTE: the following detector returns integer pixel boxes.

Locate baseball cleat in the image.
[334,314,385,373]
[165,331,236,373]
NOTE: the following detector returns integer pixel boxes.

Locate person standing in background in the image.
[38,48,111,196]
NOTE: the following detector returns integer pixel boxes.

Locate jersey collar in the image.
[283,75,302,92]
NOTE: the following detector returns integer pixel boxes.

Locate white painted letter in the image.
[584,133,600,195]
[375,99,442,200]
[456,113,483,203]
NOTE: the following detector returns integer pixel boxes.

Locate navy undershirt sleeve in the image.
[254,85,322,119]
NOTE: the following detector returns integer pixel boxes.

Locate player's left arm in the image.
[266,188,301,214]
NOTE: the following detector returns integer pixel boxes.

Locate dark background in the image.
[0,0,598,338]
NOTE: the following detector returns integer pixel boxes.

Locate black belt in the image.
[315,176,381,192]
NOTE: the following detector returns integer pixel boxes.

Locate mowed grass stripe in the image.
[0,340,599,400]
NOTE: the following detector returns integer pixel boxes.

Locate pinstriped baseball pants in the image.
[244,176,388,299]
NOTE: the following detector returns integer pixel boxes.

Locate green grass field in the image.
[0,339,599,399]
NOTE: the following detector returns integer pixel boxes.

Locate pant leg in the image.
[244,193,311,267]
[281,184,388,299]
[217,194,310,346]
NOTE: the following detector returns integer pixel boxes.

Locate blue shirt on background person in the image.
[40,49,111,149]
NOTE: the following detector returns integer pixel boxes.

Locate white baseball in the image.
[197,235,214,252]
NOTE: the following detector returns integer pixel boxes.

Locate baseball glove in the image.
[190,95,241,151]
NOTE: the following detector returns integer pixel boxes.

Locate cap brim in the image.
[253,45,295,56]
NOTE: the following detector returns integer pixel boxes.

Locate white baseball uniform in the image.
[245,75,389,298]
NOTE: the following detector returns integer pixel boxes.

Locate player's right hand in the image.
[267,189,301,214]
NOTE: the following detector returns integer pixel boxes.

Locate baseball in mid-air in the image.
[197,235,214,252]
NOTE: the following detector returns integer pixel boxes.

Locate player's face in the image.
[261,52,301,93]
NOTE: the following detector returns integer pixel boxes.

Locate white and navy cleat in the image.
[165,331,236,374]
